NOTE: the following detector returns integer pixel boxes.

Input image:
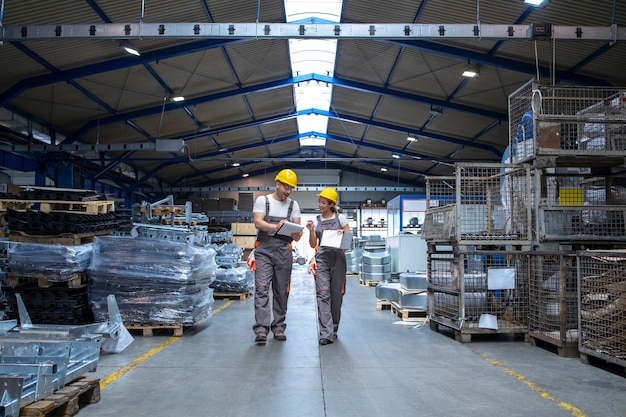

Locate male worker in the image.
[251,169,303,344]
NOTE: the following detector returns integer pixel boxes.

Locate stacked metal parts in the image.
[398,272,428,309]
[0,294,125,417]
[361,251,391,283]
[88,236,217,326]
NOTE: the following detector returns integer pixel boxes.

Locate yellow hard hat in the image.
[318,187,338,204]
[274,169,298,188]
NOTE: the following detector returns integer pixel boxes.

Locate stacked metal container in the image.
[423,163,532,342]
[508,80,626,361]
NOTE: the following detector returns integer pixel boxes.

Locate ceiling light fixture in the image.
[120,40,140,56]
[392,153,401,159]
[462,66,479,78]
[242,173,249,178]
[171,95,185,102]
[232,162,240,167]
[406,136,418,142]
[380,167,388,172]
[524,0,545,5]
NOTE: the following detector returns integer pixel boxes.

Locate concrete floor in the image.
[79,264,626,417]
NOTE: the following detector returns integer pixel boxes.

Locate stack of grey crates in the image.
[361,250,391,282]
[398,271,428,309]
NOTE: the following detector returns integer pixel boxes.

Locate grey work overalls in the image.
[313,214,347,341]
[252,196,295,335]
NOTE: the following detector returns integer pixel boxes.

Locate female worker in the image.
[306,187,351,345]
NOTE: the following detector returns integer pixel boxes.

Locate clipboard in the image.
[320,230,353,249]
[273,221,304,237]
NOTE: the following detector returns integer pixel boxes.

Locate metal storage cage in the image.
[576,250,626,368]
[509,79,626,163]
[422,163,533,247]
[526,252,579,357]
[536,168,626,242]
[427,244,528,342]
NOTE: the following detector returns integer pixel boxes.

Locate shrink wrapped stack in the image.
[8,242,92,280]
[211,266,254,293]
[88,236,217,325]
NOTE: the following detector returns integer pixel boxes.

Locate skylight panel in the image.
[284,0,342,148]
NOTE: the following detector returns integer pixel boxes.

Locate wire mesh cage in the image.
[509,79,626,162]
[526,252,578,355]
[577,250,626,367]
[423,164,532,245]
[537,168,626,241]
[427,245,528,342]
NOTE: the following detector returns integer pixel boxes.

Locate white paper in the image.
[320,230,353,249]
[273,220,304,237]
[478,314,498,329]
[487,267,515,290]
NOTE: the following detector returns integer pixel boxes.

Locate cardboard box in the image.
[232,235,257,249]
[231,222,257,236]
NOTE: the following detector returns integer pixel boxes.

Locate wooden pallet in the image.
[125,322,185,337]
[390,301,427,322]
[20,377,100,417]
[358,278,380,288]
[376,299,392,311]
[8,272,88,288]
[0,199,114,214]
[213,292,253,300]
[9,230,112,245]
[528,333,579,358]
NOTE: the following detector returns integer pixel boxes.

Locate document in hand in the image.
[274,221,305,237]
[320,230,353,249]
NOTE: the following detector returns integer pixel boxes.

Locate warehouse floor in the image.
[79,264,626,417]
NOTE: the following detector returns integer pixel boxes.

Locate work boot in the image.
[255,332,267,344]
[274,330,287,341]
[319,338,333,345]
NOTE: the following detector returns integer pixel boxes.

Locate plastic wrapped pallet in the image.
[88,236,217,325]
[210,266,254,293]
[8,242,93,280]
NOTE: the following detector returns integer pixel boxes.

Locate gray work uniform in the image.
[252,196,295,335]
[313,214,347,340]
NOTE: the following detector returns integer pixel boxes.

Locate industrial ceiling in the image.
[0,0,625,197]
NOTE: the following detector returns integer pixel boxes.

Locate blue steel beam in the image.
[0,38,247,108]
[382,39,610,86]
[122,129,489,187]
[170,107,499,155]
[62,73,506,145]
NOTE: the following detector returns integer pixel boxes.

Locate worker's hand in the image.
[308,257,317,275]
[246,250,256,271]
[291,230,303,242]
[306,219,314,231]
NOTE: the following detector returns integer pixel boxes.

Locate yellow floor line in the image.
[479,352,586,417]
[100,299,235,390]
